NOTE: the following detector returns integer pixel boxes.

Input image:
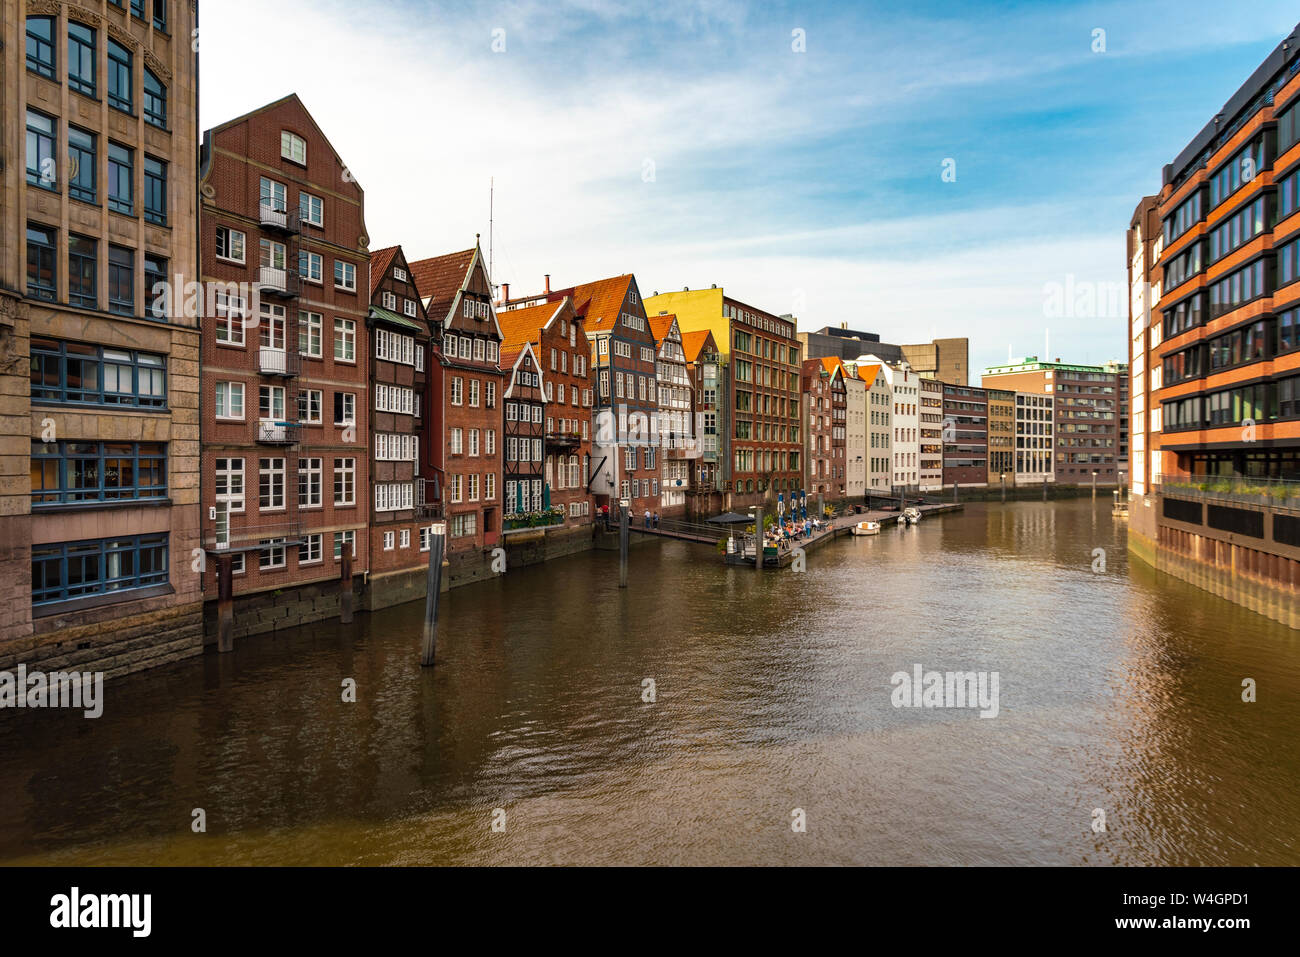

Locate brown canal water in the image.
[1,498,1297,865]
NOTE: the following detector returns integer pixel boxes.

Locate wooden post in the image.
[1001,473,1006,504]
[753,506,763,572]
[1043,475,1048,501]
[217,553,234,654]
[952,482,959,504]
[1092,471,1098,500]
[420,522,446,667]
[340,549,354,624]
[619,501,629,588]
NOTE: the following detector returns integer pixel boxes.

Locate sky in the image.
[199,0,1300,377]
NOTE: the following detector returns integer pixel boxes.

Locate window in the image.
[334,392,355,426]
[143,68,166,127]
[469,380,480,407]
[68,126,96,203]
[333,531,356,560]
[259,540,287,571]
[31,441,167,506]
[449,474,462,503]
[27,17,56,78]
[383,531,395,551]
[32,534,169,606]
[383,291,397,310]
[215,458,244,513]
[214,291,247,345]
[400,529,411,549]
[258,384,285,421]
[144,156,167,225]
[451,428,463,455]
[298,457,322,508]
[299,312,322,357]
[32,337,166,409]
[260,176,287,212]
[486,381,496,408]
[258,457,285,510]
[297,389,322,425]
[451,377,463,405]
[451,512,477,538]
[405,299,418,318]
[107,39,133,113]
[26,110,56,190]
[299,534,322,565]
[108,246,134,315]
[335,260,356,291]
[216,226,246,264]
[299,250,323,284]
[334,318,356,361]
[109,143,133,215]
[145,255,167,318]
[259,238,286,270]
[334,458,355,505]
[281,131,307,164]
[299,192,323,226]
[27,224,57,301]
[152,0,168,32]
[67,22,96,96]
[68,235,97,309]
[215,381,244,419]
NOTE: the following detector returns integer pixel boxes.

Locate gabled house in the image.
[648,313,696,518]
[410,240,504,557]
[500,342,546,523]
[365,244,435,606]
[497,296,593,527]
[683,329,723,517]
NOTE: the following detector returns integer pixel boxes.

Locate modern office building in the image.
[800,325,970,386]
[1128,22,1300,628]
[942,384,989,488]
[982,356,1128,486]
[2,0,203,675]
[918,377,944,491]
[986,387,1015,488]
[1014,392,1055,484]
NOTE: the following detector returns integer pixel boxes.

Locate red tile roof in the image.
[648,313,677,344]
[855,363,883,387]
[568,274,633,331]
[409,248,476,322]
[681,329,713,364]
[369,246,399,298]
[497,299,563,355]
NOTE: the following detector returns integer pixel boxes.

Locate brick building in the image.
[942,384,989,488]
[3,0,202,675]
[802,358,845,497]
[919,377,944,491]
[366,245,433,607]
[410,241,504,554]
[496,295,594,527]
[683,329,722,517]
[648,313,695,518]
[506,275,659,519]
[199,94,372,609]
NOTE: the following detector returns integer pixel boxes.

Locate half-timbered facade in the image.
[501,343,546,522]
[366,245,433,603]
[410,241,504,553]
[497,296,594,526]
[649,313,696,518]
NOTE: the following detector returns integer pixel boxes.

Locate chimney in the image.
[544,274,551,295]
[501,282,510,303]
[841,322,847,329]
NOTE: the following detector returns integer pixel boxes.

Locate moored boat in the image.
[852,520,881,536]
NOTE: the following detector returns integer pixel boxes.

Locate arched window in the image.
[144,67,166,127]
[26,17,56,78]
[107,39,133,113]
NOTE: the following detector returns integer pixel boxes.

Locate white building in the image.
[850,360,893,494]
[843,366,867,500]
[1015,392,1055,484]
[862,356,919,490]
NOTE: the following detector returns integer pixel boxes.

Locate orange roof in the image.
[409,248,476,321]
[369,246,399,298]
[497,299,564,354]
[681,329,713,363]
[648,313,677,344]
[569,274,634,331]
[855,363,883,387]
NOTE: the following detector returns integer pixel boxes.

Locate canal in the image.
[1,498,1297,865]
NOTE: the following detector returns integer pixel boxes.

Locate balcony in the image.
[258,266,299,299]
[259,204,301,234]
[1157,477,1300,514]
[415,478,442,519]
[256,419,300,445]
[503,507,567,534]
[545,431,582,450]
[204,516,305,553]
[258,346,301,377]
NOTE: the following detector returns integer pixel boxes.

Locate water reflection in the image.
[0,499,1296,865]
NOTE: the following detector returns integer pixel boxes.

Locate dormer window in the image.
[394,267,407,282]
[281,131,306,165]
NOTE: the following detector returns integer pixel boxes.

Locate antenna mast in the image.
[489,177,494,296]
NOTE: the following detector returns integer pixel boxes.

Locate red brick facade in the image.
[199,94,371,595]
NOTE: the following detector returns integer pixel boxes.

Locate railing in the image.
[258,204,301,234]
[258,346,301,377]
[545,431,581,448]
[256,419,300,445]
[258,265,299,298]
[415,479,442,518]
[204,517,305,551]
[1157,477,1300,513]
[503,509,567,532]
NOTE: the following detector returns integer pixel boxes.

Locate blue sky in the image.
[201,0,1300,377]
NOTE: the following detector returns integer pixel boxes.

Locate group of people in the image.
[763,515,826,549]
[597,505,660,530]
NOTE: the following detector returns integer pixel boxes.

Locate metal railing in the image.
[258,204,301,234]
[256,419,301,445]
[258,265,299,298]
[1157,477,1300,513]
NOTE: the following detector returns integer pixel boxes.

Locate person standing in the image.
[653,511,660,529]
[644,508,651,529]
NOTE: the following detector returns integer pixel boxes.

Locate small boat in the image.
[852,520,881,536]
[902,507,922,525]
[897,514,908,527]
